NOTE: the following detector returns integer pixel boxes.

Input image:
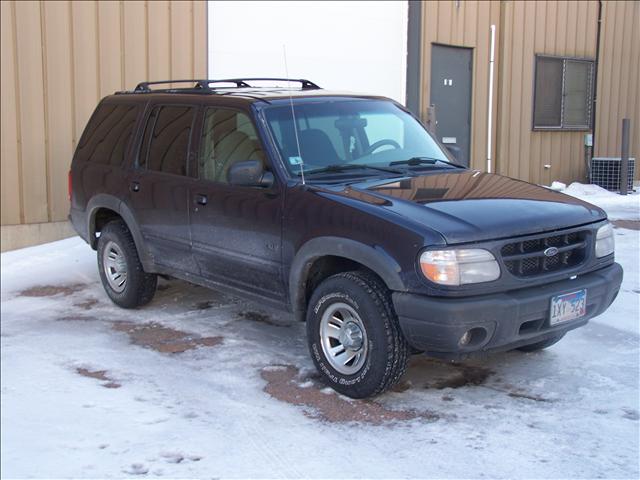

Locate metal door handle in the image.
[130,181,140,192]
[195,194,208,205]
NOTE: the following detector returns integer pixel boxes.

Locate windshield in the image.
[263,100,453,176]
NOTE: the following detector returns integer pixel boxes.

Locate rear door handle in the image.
[130,181,140,192]
[195,194,208,205]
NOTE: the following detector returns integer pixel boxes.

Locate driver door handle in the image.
[195,194,208,206]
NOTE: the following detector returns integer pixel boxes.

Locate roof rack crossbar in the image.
[134,79,251,92]
[133,78,320,93]
[206,78,320,90]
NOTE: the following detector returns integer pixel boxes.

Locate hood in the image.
[331,170,607,244]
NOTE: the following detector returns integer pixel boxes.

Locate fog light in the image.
[458,327,488,347]
[459,330,472,346]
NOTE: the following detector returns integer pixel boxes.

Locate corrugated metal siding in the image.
[0,0,207,227]
[495,0,600,186]
[1,1,22,226]
[420,0,502,173]
[420,0,638,185]
[594,0,640,169]
[1,0,638,236]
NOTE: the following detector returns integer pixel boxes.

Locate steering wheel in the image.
[363,139,401,156]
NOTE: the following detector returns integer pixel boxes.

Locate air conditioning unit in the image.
[590,157,635,191]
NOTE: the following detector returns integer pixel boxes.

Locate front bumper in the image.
[393,263,623,359]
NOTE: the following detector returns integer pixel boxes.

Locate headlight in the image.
[595,223,615,258]
[419,249,500,286]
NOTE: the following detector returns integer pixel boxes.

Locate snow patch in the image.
[554,181,640,221]
[1,182,638,478]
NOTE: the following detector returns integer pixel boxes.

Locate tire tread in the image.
[308,270,409,397]
[98,219,157,308]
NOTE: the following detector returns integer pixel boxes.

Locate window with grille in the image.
[533,55,594,130]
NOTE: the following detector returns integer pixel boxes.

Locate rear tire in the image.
[517,333,565,352]
[97,220,157,308]
[306,271,409,399]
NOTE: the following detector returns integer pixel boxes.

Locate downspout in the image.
[405,0,423,117]
[486,24,496,173]
[591,0,603,156]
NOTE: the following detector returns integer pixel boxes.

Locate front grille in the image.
[501,231,587,277]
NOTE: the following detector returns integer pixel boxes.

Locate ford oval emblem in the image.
[544,247,559,257]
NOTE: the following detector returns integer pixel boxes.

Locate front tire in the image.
[306,271,409,399]
[97,220,157,308]
[517,333,566,352]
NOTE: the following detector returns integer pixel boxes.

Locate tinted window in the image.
[141,106,195,176]
[76,104,139,165]
[200,108,265,183]
[138,107,158,169]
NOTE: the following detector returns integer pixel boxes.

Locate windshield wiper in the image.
[390,156,464,168]
[301,164,405,176]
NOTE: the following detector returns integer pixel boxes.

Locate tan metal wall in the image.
[594,0,640,164]
[495,0,600,185]
[419,0,502,173]
[419,0,639,185]
[1,0,637,251]
[1,0,207,248]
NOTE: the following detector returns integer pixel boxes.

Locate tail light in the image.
[68,170,72,202]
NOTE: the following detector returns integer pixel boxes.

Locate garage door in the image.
[208,1,408,104]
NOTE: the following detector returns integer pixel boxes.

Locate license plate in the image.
[550,289,587,326]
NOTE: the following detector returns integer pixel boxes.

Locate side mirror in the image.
[228,160,274,188]
[444,144,461,163]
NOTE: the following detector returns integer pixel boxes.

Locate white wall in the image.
[208,1,408,104]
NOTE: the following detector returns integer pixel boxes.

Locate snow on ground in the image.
[560,183,640,335]
[1,186,639,479]
[560,182,640,221]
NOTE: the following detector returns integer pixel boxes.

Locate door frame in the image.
[429,42,474,167]
[187,104,286,302]
[124,101,202,274]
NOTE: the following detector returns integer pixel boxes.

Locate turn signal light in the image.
[420,249,500,286]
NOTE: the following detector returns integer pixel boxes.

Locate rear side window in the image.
[139,105,196,176]
[76,103,140,165]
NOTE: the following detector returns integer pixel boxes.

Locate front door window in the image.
[200,108,265,183]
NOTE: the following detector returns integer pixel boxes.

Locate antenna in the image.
[283,45,305,185]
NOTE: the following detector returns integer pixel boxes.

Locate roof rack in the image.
[221,78,321,90]
[133,78,320,93]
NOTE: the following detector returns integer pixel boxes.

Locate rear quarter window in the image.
[75,103,140,165]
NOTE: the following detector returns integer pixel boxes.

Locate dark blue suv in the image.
[69,79,623,398]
